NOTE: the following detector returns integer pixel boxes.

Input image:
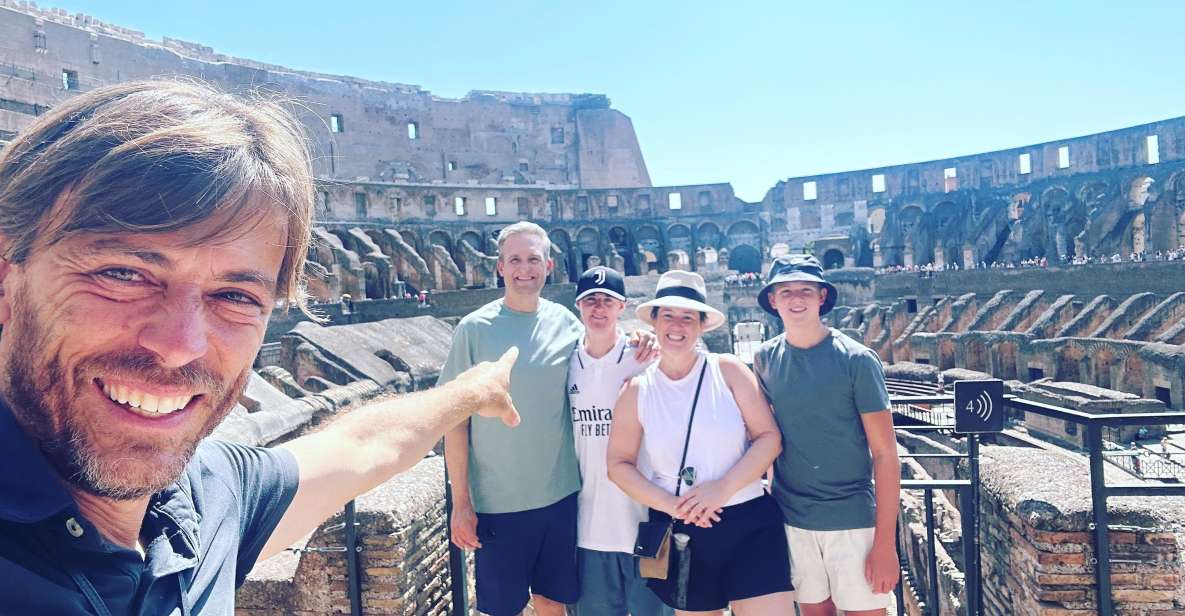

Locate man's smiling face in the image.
[0,208,286,500]
[496,232,553,300]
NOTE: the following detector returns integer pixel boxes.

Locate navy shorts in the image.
[475,492,580,616]
[646,494,792,611]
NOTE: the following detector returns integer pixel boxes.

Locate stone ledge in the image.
[980,446,1185,532]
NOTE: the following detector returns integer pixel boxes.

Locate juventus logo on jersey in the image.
[594,268,607,285]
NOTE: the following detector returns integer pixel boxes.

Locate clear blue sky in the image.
[46,1,1185,201]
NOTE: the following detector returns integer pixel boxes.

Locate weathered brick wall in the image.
[236,457,455,616]
[977,447,1185,616]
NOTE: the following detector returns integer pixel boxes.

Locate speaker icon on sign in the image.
[954,379,1005,434]
[965,390,994,422]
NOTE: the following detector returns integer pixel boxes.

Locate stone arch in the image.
[822,248,845,270]
[455,230,484,274]
[729,244,762,274]
[868,208,886,235]
[428,230,453,253]
[726,221,761,250]
[668,223,693,255]
[636,225,664,273]
[576,227,601,271]
[1039,186,1079,260]
[400,230,420,253]
[697,222,723,250]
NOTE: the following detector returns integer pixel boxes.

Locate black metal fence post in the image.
[958,484,977,616]
[967,434,982,616]
[344,500,363,616]
[1086,424,1114,616]
[923,490,940,615]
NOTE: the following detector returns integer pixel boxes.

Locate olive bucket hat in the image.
[757,254,839,316]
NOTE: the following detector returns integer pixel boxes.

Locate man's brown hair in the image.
[0,80,315,313]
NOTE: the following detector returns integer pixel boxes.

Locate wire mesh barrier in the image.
[889,392,1185,616]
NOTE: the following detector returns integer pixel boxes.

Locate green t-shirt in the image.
[752,328,891,531]
[438,297,583,514]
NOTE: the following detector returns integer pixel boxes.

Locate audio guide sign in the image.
[954,379,1005,434]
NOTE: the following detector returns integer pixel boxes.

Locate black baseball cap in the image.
[758,254,839,316]
[575,266,626,302]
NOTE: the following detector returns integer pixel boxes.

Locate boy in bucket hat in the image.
[751,255,901,616]
[568,266,670,616]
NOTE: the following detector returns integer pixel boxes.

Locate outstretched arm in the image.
[259,348,520,560]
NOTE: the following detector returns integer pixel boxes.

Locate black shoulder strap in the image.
[674,359,709,498]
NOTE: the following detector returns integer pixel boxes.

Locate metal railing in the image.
[889,392,1185,616]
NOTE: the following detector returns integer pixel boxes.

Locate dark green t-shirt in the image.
[752,328,891,531]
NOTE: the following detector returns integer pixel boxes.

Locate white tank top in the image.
[637,352,763,507]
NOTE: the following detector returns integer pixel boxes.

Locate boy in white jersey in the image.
[569,267,671,616]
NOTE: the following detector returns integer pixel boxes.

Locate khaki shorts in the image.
[784,525,892,612]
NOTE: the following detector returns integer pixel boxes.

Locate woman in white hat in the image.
[606,271,794,615]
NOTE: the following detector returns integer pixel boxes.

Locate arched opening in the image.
[668,224,693,255]
[428,230,452,253]
[726,221,761,250]
[608,226,637,275]
[636,225,664,273]
[576,227,601,271]
[697,222,723,250]
[729,244,762,274]
[822,248,845,270]
[549,229,576,281]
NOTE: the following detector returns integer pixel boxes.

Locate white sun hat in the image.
[635,270,726,332]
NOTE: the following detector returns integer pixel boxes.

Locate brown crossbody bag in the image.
[633,360,708,580]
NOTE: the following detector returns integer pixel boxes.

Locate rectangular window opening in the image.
[1018,153,1032,175]
[448,161,457,172]
[485,196,497,216]
[943,167,957,192]
[1057,146,1070,169]
[606,195,619,208]
[906,298,918,313]
[871,174,885,194]
[317,190,331,215]
[551,127,564,145]
[803,181,817,201]
[1029,367,1045,381]
[61,69,78,91]
[1155,386,1171,407]
[668,193,682,210]
[637,194,651,209]
[329,114,344,133]
[454,197,467,216]
[516,197,529,217]
[407,122,419,140]
[1147,135,1160,165]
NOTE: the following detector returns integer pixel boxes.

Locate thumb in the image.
[501,401,521,428]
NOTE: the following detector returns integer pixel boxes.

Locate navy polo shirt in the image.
[0,403,299,615]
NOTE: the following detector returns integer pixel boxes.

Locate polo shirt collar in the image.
[0,400,75,523]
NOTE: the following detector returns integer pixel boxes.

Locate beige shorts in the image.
[784,525,893,611]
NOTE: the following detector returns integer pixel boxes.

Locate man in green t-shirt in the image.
[441,222,655,616]
[751,255,901,616]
